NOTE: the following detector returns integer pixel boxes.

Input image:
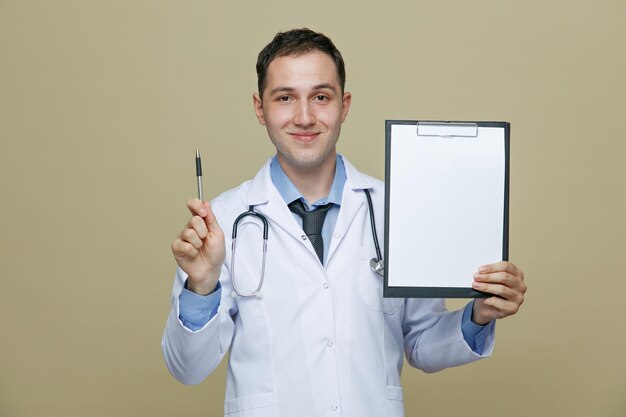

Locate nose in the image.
[293,101,316,126]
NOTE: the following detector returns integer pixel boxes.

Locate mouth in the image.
[289,132,321,143]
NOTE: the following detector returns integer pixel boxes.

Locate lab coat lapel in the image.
[326,157,375,264]
[246,159,321,262]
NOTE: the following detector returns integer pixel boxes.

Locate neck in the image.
[278,153,337,203]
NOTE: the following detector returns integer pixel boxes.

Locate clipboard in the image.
[383,120,510,298]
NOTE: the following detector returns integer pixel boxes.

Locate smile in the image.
[290,132,320,143]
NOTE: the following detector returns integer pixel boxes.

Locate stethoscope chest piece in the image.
[370,258,384,277]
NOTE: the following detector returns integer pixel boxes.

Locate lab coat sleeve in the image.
[402,298,495,373]
[161,266,236,385]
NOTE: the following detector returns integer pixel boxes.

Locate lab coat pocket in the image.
[385,386,405,417]
[359,245,403,314]
[224,392,278,416]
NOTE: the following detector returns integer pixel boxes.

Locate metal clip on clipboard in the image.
[416,122,478,138]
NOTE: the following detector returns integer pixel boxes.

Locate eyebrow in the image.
[312,83,337,93]
[268,83,338,96]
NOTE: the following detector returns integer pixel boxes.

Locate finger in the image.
[188,215,209,239]
[472,281,521,302]
[474,271,527,295]
[204,201,220,231]
[478,261,521,277]
[186,198,207,217]
[171,239,199,258]
[474,271,515,286]
[180,228,203,250]
[480,296,522,318]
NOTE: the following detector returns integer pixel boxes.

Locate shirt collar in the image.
[270,154,346,210]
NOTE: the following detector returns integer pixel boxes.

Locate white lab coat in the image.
[162,157,494,417]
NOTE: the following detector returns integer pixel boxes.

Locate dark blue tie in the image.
[288,199,332,264]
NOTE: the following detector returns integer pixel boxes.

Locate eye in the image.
[277,95,292,102]
[314,95,329,102]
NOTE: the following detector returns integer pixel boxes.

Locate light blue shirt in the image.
[178,155,493,353]
[269,154,346,265]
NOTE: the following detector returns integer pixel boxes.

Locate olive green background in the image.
[1,1,625,416]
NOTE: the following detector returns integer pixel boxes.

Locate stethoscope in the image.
[230,189,383,297]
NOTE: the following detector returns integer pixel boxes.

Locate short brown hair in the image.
[256,28,346,96]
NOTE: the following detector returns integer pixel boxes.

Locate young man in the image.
[163,28,526,417]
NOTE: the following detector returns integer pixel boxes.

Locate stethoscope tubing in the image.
[231,206,269,297]
[230,190,384,297]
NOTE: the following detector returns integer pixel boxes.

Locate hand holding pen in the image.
[171,149,225,295]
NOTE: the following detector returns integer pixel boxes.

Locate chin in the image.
[291,158,324,171]
[286,153,331,172]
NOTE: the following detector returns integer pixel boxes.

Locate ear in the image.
[252,92,266,125]
[341,91,352,123]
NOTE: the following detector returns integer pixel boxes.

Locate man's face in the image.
[253,51,351,174]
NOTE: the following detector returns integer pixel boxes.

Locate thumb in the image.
[203,201,220,231]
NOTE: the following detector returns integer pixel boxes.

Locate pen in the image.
[195,149,204,202]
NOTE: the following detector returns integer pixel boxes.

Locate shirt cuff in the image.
[461,300,494,355]
[178,281,222,331]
